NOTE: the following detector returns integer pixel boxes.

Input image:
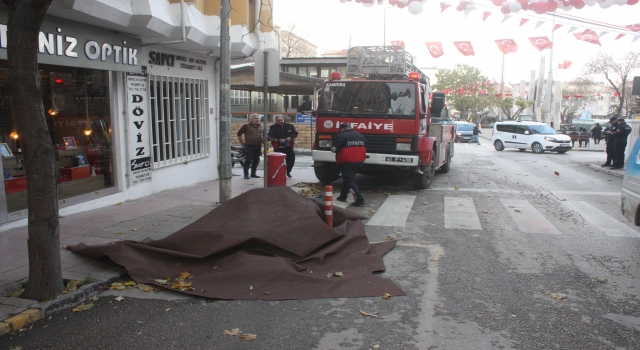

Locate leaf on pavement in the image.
[110,283,125,291]
[326,273,334,278]
[516,250,524,254]
[131,228,138,231]
[66,280,81,291]
[458,203,464,206]
[114,231,123,235]
[137,284,152,292]
[115,202,122,205]
[514,209,522,213]
[10,289,24,298]
[381,293,392,299]
[454,186,460,190]
[423,202,428,205]
[428,223,436,227]
[72,303,94,312]
[114,296,124,302]
[334,271,344,277]
[431,258,439,262]
[549,293,567,300]
[240,334,257,341]
[359,310,379,318]
[174,262,182,268]
[154,279,169,284]
[223,328,242,336]
[554,172,559,176]
[386,236,394,240]
[597,278,608,284]
[124,281,136,287]
[369,209,377,213]
[482,211,490,213]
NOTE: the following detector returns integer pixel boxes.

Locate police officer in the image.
[609,117,632,170]
[601,116,618,167]
[331,123,366,207]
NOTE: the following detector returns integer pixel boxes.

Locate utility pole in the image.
[218,0,232,203]
[544,13,556,127]
[263,52,269,188]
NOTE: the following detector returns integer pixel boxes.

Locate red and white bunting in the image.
[425,42,444,58]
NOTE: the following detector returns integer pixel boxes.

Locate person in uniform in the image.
[237,114,264,179]
[331,123,366,207]
[608,117,632,170]
[601,116,618,167]
[268,115,299,178]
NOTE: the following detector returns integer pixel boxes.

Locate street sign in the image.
[296,113,315,123]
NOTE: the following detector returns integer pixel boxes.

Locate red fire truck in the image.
[312,46,455,189]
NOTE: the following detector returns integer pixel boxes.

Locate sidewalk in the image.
[0,163,320,334]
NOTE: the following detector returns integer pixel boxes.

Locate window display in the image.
[0,63,114,213]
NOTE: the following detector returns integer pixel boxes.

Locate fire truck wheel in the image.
[314,163,341,183]
[415,152,436,189]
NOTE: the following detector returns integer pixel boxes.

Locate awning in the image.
[231,66,325,96]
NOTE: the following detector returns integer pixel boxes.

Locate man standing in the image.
[331,123,366,207]
[269,115,299,178]
[601,116,618,167]
[237,114,263,179]
[609,117,632,170]
[591,123,602,144]
[468,124,481,145]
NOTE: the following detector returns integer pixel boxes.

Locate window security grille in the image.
[149,75,210,168]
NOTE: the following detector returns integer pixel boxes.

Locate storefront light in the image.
[10,131,18,139]
[84,128,92,136]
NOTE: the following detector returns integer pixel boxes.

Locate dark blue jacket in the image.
[611,122,632,144]
[332,129,366,164]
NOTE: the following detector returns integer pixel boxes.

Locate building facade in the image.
[0,0,276,228]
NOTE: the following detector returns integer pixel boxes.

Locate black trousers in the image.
[276,147,295,173]
[605,140,614,165]
[613,141,627,167]
[243,144,261,175]
[339,163,364,201]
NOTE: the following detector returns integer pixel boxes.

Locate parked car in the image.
[454,122,475,143]
[491,121,572,153]
[622,136,640,225]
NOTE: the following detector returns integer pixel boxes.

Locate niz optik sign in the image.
[0,10,142,73]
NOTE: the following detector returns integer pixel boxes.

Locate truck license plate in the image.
[385,156,413,163]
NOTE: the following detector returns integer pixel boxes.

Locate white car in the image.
[491,121,572,153]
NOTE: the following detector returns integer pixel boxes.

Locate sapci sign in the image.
[0,10,142,73]
[148,50,206,71]
[126,74,152,186]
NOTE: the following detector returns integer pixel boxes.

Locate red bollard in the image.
[324,185,333,228]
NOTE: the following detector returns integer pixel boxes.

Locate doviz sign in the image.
[295,113,316,123]
[127,75,152,186]
[0,10,142,73]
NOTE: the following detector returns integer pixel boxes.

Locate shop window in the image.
[149,75,210,168]
[257,92,276,105]
[309,67,317,78]
[287,67,296,74]
[231,90,249,105]
[320,68,329,78]
[299,67,308,77]
[0,64,115,215]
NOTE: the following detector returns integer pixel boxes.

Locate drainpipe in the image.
[143,0,186,46]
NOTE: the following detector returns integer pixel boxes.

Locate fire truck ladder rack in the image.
[346,46,428,82]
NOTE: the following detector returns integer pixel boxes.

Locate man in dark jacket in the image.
[468,124,481,145]
[332,123,366,206]
[591,123,602,144]
[268,115,299,178]
[608,117,632,170]
[601,116,618,167]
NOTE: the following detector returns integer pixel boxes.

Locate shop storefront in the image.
[0,12,142,225]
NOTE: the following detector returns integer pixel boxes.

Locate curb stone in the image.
[0,270,125,335]
[588,164,624,178]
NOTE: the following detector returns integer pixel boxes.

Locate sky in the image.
[273,0,640,87]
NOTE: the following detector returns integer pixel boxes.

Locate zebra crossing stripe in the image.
[444,197,482,230]
[562,201,640,238]
[501,199,561,235]
[366,195,416,227]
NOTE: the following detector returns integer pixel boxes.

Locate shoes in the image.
[244,174,250,179]
[335,196,347,202]
[250,174,260,178]
[600,163,611,167]
[353,200,365,207]
[287,172,292,178]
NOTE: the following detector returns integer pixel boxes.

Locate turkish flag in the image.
[528,37,553,51]
[425,42,444,58]
[573,29,601,46]
[390,40,405,49]
[453,41,475,56]
[494,39,518,54]
[626,23,640,32]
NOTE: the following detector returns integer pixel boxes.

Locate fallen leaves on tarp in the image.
[110,283,126,291]
[359,310,380,318]
[549,293,567,300]
[293,183,323,197]
[326,271,344,278]
[223,328,257,341]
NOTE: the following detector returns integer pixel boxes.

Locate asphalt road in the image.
[2,144,639,350]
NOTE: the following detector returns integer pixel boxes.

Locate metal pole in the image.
[545,13,556,126]
[263,51,269,188]
[218,0,232,203]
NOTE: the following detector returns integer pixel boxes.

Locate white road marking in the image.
[332,199,352,209]
[553,191,620,196]
[444,197,482,230]
[501,199,561,235]
[562,201,640,238]
[429,187,523,194]
[366,195,416,227]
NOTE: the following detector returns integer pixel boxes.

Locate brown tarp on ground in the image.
[68,187,405,300]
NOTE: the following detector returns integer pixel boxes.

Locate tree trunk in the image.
[3,0,63,301]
